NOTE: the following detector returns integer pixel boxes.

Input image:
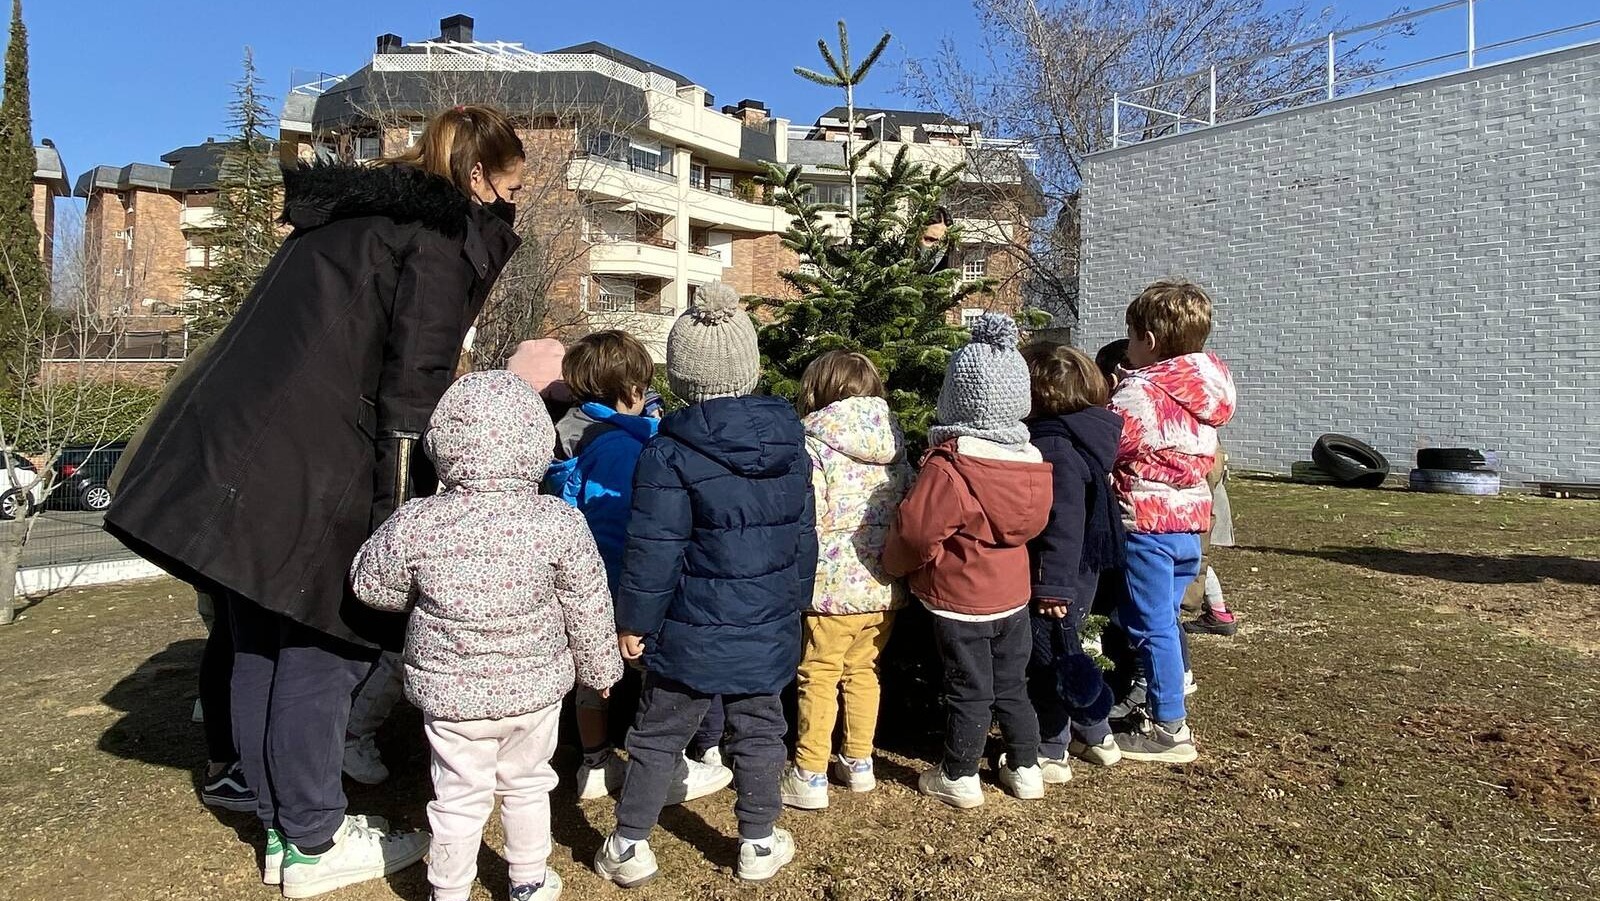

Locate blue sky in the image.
[23,0,1588,191]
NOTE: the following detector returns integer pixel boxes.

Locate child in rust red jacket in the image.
[883,314,1053,809]
[1107,281,1236,765]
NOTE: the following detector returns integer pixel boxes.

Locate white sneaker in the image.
[1069,734,1123,766]
[342,735,390,786]
[830,754,876,792]
[666,756,732,804]
[780,765,829,810]
[265,815,389,886]
[576,752,627,802]
[594,834,658,889]
[1184,670,1198,696]
[280,818,427,899]
[697,746,724,768]
[510,868,563,901]
[996,755,1046,800]
[737,828,796,882]
[918,765,984,809]
[1039,752,1074,785]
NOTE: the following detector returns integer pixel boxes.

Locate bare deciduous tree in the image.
[904,0,1386,326]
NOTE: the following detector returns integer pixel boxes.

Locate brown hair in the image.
[1125,280,1214,358]
[381,105,525,195]
[1023,342,1109,417]
[797,351,886,417]
[562,330,654,407]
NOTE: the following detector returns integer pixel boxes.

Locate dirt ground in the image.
[3,480,1599,901]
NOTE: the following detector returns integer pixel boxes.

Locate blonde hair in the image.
[1125,280,1214,358]
[797,351,886,416]
[563,330,654,407]
[380,105,524,195]
[1022,342,1108,416]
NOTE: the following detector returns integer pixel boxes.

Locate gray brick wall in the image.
[1079,43,1600,485]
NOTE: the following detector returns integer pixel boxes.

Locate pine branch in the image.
[853,32,893,83]
[793,66,844,88]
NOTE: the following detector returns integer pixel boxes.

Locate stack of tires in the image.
[1409,448,1500,496]
[1296,434,1390,489]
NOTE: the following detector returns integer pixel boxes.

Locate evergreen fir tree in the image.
[755,146,993,446]
[0,0,44,391]
[185,47,283,343]
[793,21,891,219]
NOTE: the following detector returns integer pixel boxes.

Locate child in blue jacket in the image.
[594,283,817,888]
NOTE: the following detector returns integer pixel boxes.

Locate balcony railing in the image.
[571,150,675,182]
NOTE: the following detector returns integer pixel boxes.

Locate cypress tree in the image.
[0,0,44,390]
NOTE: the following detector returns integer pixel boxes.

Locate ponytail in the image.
[381,105,525,195]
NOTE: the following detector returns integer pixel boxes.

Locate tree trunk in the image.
[845,82,858,219]
[0,516,25,625]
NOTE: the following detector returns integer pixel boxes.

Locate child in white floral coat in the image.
[352,370,623,901]
[780,351,911,810]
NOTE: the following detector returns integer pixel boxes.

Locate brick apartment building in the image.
[32,141,69,299]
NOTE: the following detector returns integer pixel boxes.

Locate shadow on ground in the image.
[1246,546,1600,586]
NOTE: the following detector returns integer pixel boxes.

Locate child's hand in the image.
[618,633,645,661]
[1035,599,1070,619]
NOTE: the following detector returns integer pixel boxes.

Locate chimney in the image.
[733,99,769,127]
[439,14,474,43]
[376,33,403,54]
[898,125,918,144]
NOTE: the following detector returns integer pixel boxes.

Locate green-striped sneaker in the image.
[264,829,285,885]
[281,817,426,899]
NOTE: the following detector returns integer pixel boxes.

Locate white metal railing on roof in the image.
[289,72,347,96]
[1110,0,1600,148]
[372,41,681,95]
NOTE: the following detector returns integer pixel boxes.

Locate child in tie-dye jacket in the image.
[1107,280,1236,764]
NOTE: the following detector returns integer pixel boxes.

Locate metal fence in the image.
[18,511,135,570]
[1110,0,1600,148]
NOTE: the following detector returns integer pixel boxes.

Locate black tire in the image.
[1311,434,1390,487]
[1409,468,1501,496]
[80,482,113,512]
[0,487,31,520]
[1417,447,1497,472]
[1290,461,1338,485]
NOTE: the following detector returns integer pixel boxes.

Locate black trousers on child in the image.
[932,608,1041,778]
[616,675,785,842]
[198,590,237,764]
[227,593,377,852]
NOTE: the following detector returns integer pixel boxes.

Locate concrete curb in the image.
[15,558,167,597]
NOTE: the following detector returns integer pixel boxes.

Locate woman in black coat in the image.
[105,106,524,892]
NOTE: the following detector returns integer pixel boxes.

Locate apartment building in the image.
[279,14,1042,358]
[32,141,69,300]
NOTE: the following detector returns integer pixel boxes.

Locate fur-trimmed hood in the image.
[281,163,475,237]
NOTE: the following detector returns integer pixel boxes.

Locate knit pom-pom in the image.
[968,312,1018,348]
[689,282,742,324]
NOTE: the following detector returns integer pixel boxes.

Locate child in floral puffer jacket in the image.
[352,370,624,901]
[780,352,911,810]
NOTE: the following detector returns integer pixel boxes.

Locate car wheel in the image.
[81,483,113,511]
[1,487,34,521]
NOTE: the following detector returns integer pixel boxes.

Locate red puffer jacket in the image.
[1108,352,1236,534]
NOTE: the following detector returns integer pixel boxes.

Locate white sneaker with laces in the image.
[997,754,1046,800]
[1069,734,1123,766]
[667,756,733,804]
[1183,670,1198,696]
[575,752,627,801]
[737,828,796,882]
[593,834,658,889]
[830,754,876,792]
[1039,752,1074,785]
[280,818,427,899]
[697,746,724,768]
[780,765,829,810]
[918,765,984,809]
[265,815,389,886]
[342,734,390,786]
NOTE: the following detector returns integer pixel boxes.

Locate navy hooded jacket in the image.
[614,396,817,695]
[1027,406,1125,604]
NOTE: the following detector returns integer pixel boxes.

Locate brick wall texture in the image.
[1078,44,1600,485]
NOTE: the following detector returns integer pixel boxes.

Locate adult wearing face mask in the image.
[105,105,524,897]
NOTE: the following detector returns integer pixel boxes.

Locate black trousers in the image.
[198,590,236,764]
[227,593,377,850]
[932,608,1041,778]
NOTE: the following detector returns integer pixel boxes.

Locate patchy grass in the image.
[2,481,1598,901]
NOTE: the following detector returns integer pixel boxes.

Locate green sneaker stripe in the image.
[265,829,284,854]
[283,844,322,867]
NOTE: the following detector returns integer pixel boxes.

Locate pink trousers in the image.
[424,704,561,901]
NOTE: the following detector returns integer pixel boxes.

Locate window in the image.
[592,276,638,313]
[407,121,426,148]
[690,162,706,190]
[355,136,382,161]
[799,262,821,278]
[962,254,987,283]
[961,308,985,327]
[706,173,734,196]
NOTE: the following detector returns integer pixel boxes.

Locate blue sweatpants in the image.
[1120,532,1202,723]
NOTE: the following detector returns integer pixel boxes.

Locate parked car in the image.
[45,443,126,513]
[1,449,47,520]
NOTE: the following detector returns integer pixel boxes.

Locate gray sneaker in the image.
[594,835,658,889]
[1114,719,1198,764]
[737,828,796,882]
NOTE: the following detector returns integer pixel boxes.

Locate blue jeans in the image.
[1120,532,1201,723]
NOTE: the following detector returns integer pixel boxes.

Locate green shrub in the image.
[0,382,163,454]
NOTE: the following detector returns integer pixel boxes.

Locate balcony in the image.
[184,247,209,268]
[685,244,727,282]
[180,206,219,230]
[567,154,680,216]
[589,238,679,281]
[686,185,787,233]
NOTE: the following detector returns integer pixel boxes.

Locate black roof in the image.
[73,139,278,197]
[817,106,968,135]
[547,41,696,88]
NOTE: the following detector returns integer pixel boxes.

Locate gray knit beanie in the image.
[929,313,1032,449]
[665,282,761,404]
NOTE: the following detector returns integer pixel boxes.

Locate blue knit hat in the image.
[929,313,1031,449]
